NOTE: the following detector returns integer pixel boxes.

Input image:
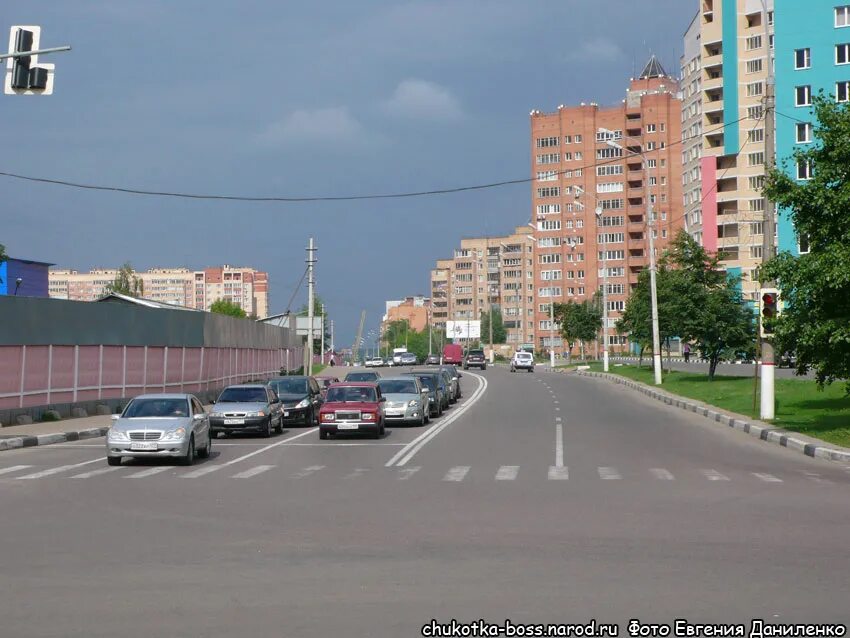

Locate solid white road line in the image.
[702,469,730,481]
[443,466,470,482]
[16,457,106,480]
[219,428,318,467]
[555,422,564,468]
[548,466,569,480]
[752,472,783,483]
[650,468,675,480]
[397,466,421,480]
[232,465,275,479]
[597,466,622,480]
[386,372,488,467]
[0,465,32,476]
[283,443,405,447]
[495,465,519,481]
[70,466,122,479]
[292,465,325,479]
[181,465,223,478]
[125,467,171,479]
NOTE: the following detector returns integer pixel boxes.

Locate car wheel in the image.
[261,417,272,438]
[319,429,329,440]
[107,456,122,466]
[179,436,195,466]
[198,432,212,459]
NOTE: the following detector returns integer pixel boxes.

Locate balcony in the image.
[628,215,645,227]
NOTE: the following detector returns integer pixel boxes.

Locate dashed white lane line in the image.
[0,465,32,476]
[292,465,325,479]
[443,466,470,482]
[752,472,783,483]
[16,457,106,480]
[548,466,569,480]
[397,466,421,480]
[802,471,832,484]
[597,466,622,480]
[70,466,121,479]
[125,467,171,479]
[181,465,223,479]
[555,422,564,468]
[344,468,370,479]
[650,468,675,480]
[701,469,730,481]
[232,465,275,479]
[495,465,519,481]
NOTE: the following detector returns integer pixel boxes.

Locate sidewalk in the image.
[0,413,115,452]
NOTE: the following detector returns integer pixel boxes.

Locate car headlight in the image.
[408,400,418,407]
[362,413,375,420]
[321,413,335,421]
[296,398,310,409]
[162,427,186,441]
[245,410,267,417]
[108,428,128,441]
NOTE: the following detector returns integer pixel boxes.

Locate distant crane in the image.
[351,310,366,364]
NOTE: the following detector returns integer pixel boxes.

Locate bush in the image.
[494,353,507,362]
[41,410,61,422]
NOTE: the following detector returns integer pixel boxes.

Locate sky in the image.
[3,0,696,346]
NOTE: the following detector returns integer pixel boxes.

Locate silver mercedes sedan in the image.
[105,394,212,466]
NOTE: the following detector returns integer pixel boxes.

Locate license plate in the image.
[223,418,244,425]
[130,442,158,451]
[283,411,289,417]
[337,423,359,430]
[386,411,403,416]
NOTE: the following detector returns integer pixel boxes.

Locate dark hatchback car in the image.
[402,371,449,416]
[344,370,381,383]
[463,349,487,370]
[268,376,323,426]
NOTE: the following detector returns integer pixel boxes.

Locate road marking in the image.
[219,428,318,467]
[650,468,675,480]
[232,465,275,479]
[283,443,404,447]
[16,457,106,480]
[292,465,325,479]
[597,466,621,480]
[125,466,171,479]
[386,372,488,467]
[397,466,421,480]
[0,465,32,476]
[181,465,223,478]
[701,469,730,481]
[555,407,561,411]
[443,466,470,482]
[752,472,783,483]
[802,471,832,484]
[548,466,569,480]
[555,422,564,468]
[344,468,369,479]
[70,466,122,479]
[495,465,519,481]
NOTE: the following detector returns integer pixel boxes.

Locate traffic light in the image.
[4,26,57,95]
[760,288,780,338]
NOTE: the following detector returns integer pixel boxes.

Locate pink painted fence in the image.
[0,345,305,409]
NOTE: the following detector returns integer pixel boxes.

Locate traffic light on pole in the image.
[4,26,57,95]
[760,288,780,338]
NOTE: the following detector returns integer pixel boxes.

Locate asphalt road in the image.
[1,366,848,637]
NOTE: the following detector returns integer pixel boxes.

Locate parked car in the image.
[463,348,487,370]
[365,357,384,368]
[377,377,430,426]
[403,370,449,415]
[106,394,212,466]
[344,370,381,382]
[399,352,418,365]
[439,365,463,400]
[268,376,323,426]
[209,384,283,438]
[442,343,463,365]
[318,382,386,439]
[386,358,396,367]
[425,354,440,365]
[510,351,535,373]
[437,367,457,404]
[318,376,340,399]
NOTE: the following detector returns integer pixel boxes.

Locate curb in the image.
[0,427,110,452]
[575,370,850,464]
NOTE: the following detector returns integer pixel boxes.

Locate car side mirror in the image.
[111,414,120,421]
[193,413,205,421]
[210,399,216,405]
[379,397,387,402]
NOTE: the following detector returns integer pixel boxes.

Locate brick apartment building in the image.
[530,56,684,356]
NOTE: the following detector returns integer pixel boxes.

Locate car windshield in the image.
[217,387,268,403]
[269,378,308,394]
[345,372,378,382]
[123,398,189,418]
[517,353,532,359]
[326,386,377,403]
[469,350,484,356]
[378,379,418,394]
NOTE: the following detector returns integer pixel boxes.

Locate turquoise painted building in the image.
[774,0,850,254]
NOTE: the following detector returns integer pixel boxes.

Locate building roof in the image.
[639,55,668,79]
[96,291,199,311]
[4,257,55,267]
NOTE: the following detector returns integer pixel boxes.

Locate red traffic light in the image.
[762,293,776,305]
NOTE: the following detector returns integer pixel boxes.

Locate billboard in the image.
[446,320,481,340]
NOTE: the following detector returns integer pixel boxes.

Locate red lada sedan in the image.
[318,382,386,440]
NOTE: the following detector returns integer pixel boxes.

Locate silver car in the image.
[106,394,212,466]
[377,377,430,426]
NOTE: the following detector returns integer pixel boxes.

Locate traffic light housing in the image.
[760,288,780,338]
[4,26,56,95]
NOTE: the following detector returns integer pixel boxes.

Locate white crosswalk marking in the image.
[0,465,32,476]
[443,466,470,482]
[16,457,106,480]
[548,466,569,480]
[752,472,783,483]
[125,467,171,479]
[344,468,369,480]
[802,471,832,484]
[292,465,325,479]
[598,466,622,480]
[232,465,275,479]
[495,465,519,481]
[71,467,122,479]
[650,468,675,480]
[397,466,421,480]
[701,469,730,481]
[180,465,223,479]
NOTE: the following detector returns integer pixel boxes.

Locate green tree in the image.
[105,262,144,298]
[479,307,507,344]
[554,299,602,361]
[0,243,7,264]
[762,95,850,391]
[210,299,247,318]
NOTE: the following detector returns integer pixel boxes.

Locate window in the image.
[838,44,850,65]
[539,253,562,264]
[749,246,763,259]
[598,250,625,261]
[539,220,561,231]
[599,199,624,210]
[795,85,812,106]
[577,270,585,279]
[564,152,573,161]
[607,301,625,312]
[748,175,765,190]
[536,136,559,148]
[746,59,763,74]
[575,135,582,143]
[538,287,562,298]
[646,141,656,151]
[575,152,583,160]
[604,283,625,295]
[796,122,813,143]
[748,105,764,120]
[601,215,624,227]
[596,182,624,193]
[537,153,560,164]
[748,128,765,143]
[537,237,561,248]
[646,124,656,133]
[837,6,850,27]
[597,233,625,244]
[576,219,584,228]
[798,234,810,254]
[646,159,657,168]
[747,152,765,166]
[536,187,561,198]
[746,35,762,51]
[599,266,625,277]
[797,159,812,180]
[750,222,764,236]
[597,164,624,176]
[596,147,623,159]
[540,270,562,281]
[746,82,764,97]
[795,48,811,70]
[837,81,850,102]
[564,135,572,144]
[748,199,765,212]
[574,168,583,177]
[537,171,558,181]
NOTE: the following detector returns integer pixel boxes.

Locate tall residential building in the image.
[698,0,774,303]
[382,296,431,335]
[530,57,684,355]
[429,226,535,347]
[681,13,705,244]
[48,265,269,317]
[774,0,847,255]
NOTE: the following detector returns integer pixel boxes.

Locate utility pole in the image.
[645,156,663,385]
[760,0,776,420]
[320,303,325,367]
[330,319,334,362]
[549,298,555,369]
[306,238,316,376]
[488,237,494,364]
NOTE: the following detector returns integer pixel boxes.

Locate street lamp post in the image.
[575,188,609,372]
